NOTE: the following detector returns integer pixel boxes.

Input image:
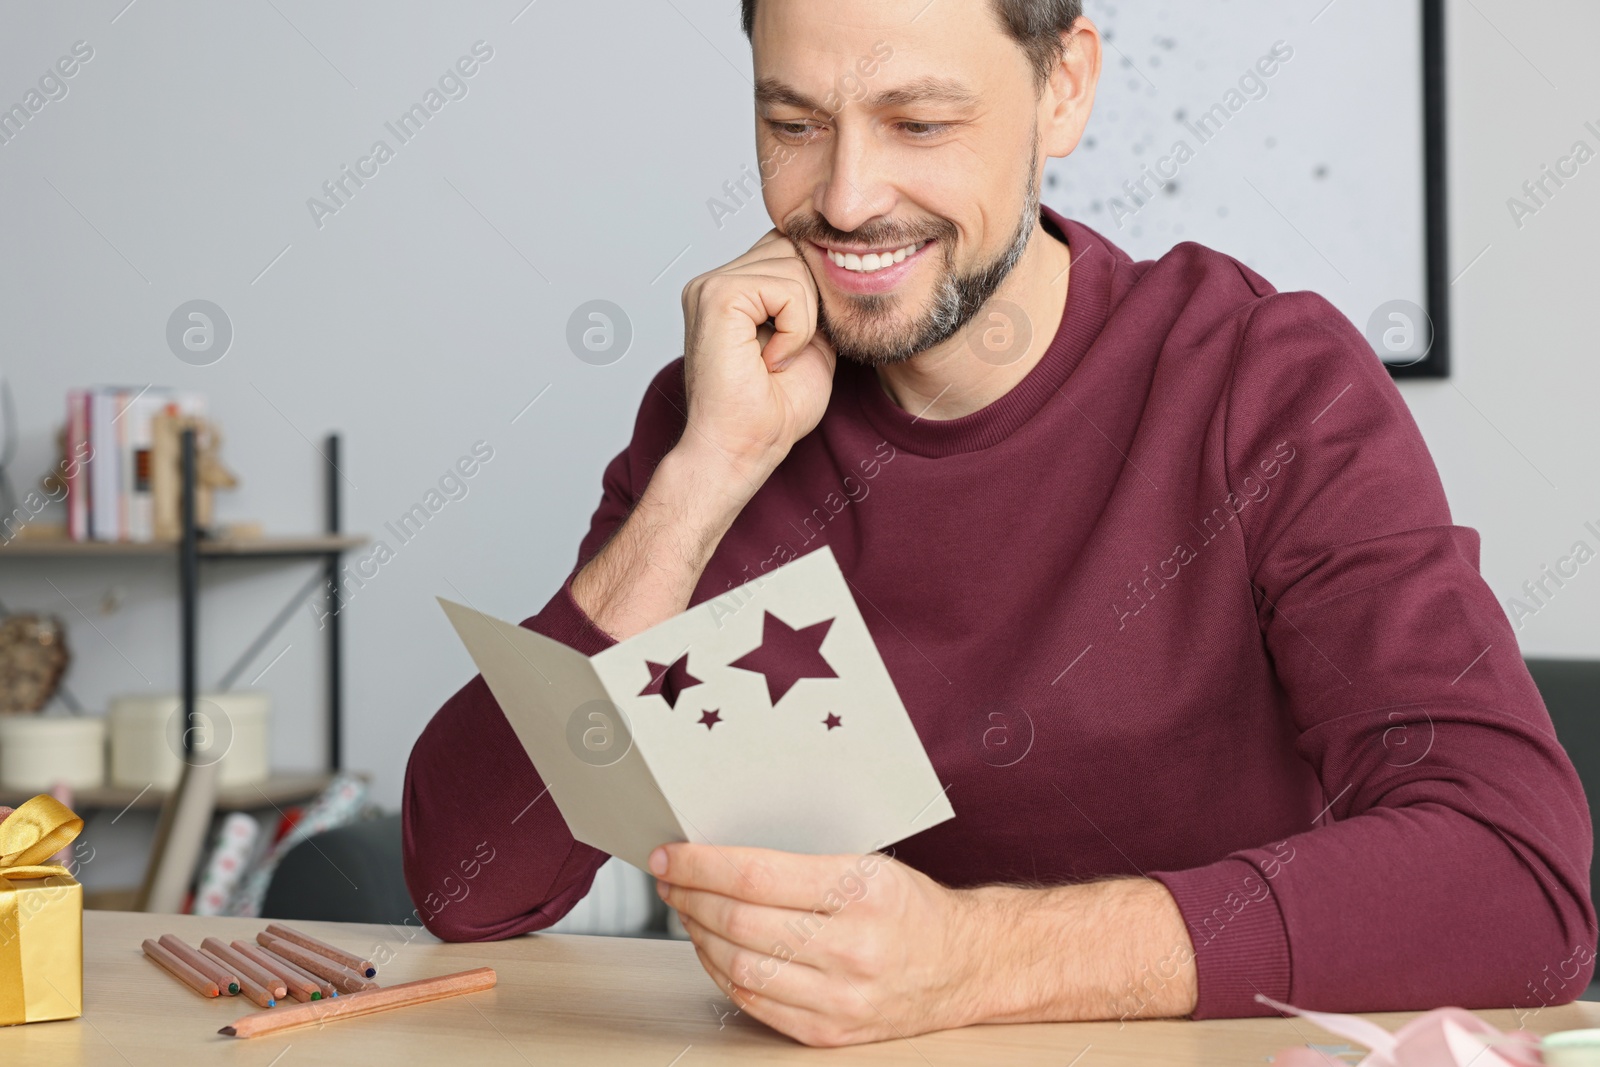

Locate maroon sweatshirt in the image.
[403,206,1595,1019]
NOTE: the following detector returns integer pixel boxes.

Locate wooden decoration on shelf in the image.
[0,614,69,713]
[151,413,238,541]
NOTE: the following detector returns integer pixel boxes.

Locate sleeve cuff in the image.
[1149,857,1292,1018]
[519,569,619,657]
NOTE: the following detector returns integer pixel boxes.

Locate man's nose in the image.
[812,125,897,236]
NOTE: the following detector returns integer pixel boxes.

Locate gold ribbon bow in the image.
[0,794,83,1025]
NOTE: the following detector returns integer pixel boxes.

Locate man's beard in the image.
[786,130,1042,368]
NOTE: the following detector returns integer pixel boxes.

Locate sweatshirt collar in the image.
[845,205,1113,458]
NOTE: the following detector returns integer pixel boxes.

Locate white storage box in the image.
[108,690,270,789]
[0,714,106,791]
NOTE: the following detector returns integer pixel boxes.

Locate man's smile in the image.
[812,237,936,294]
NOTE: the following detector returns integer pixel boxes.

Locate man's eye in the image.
[768,120,821,141]
[897,121,949,138]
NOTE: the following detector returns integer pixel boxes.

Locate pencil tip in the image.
[218,1027,236,1036]
[310,992,321,1000]
[365,968,376,977]
[228,983,240,994]
[267,1000,275,1007]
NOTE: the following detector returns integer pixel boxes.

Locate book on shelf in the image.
[68,387,206,544]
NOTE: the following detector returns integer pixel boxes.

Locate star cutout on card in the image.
[823,713,842,730]
[728,611,838,705]
[698,709,722,730]
[638,653,701,708]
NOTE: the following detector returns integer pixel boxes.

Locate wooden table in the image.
[4,911,1598,1065]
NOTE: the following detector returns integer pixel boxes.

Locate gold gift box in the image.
[1,795,85,1026]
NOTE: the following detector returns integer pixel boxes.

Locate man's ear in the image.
[1040,17,1103,160]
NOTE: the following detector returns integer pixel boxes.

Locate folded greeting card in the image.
[438,545,955,871]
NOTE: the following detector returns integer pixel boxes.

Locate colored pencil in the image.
[158,934,239,995]
[232,939,321,1002]
[258,932,376,993]
[202,938,288,1000]
[219,967,496,1039]
[201,947,276,1009]
[264,922,377,978]
[256,944,339,999]
[142,938,219,998]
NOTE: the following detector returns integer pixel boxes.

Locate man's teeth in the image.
[827,241,927,273]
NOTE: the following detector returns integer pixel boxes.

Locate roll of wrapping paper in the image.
[193,813,259,916]
[226,774,367,916]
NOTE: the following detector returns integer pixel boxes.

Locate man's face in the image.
[751,0,1048,367]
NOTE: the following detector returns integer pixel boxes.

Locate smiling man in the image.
[403,0,1596,1047]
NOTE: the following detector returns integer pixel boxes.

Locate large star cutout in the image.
[728,611,838,705]
[638,653,701,708]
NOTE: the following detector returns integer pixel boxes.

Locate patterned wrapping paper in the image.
[226,774,368,917]
[192,812,260,916]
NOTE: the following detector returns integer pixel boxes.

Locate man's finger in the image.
[715,228,802,273]
[651,842,881,909]
[690,938,844,1045]
[680,912,834,1009]
[662,883,828,962]
[692,943,758,1013]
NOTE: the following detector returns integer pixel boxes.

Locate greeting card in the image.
[438,546,954,870]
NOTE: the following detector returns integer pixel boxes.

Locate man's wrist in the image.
[567,439,777,640]
[954,878,1198,1025]
[954,883,1078,1025]
[661,436,783,512]
[646,442,768,556]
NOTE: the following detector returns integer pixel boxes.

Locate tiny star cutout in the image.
[698,709,722,730]
[638,653,701,708]
[823,713,842,730]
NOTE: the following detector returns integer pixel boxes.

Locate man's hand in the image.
[652,842,1201,1047]
[651,842,985,1047]
[571,228,835,642]
[678,227,838,481]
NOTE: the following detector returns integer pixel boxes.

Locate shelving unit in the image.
[0,773,339,813]
[0,536,367,557]
[0,430,366,783]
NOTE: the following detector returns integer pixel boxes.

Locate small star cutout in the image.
[638,653,701,708]
[823,713,842,730]
[698,709,722,730]
[728,611,838,705]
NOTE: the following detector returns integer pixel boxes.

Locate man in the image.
[403,0,1595,1047]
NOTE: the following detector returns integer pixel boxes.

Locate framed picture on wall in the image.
[1044,0,1449,377]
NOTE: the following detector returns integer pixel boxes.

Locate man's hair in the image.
[738,0,1083,92]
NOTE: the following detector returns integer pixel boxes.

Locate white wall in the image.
[1405,2,1600,655]
[0,0,1594,840]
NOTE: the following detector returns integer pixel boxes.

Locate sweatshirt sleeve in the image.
[1149,291,1596,1018]
[401,359,689,941]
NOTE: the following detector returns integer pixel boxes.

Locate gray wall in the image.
[0,0,1595,848]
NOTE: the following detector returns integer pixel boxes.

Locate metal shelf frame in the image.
[175,429,350,770]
